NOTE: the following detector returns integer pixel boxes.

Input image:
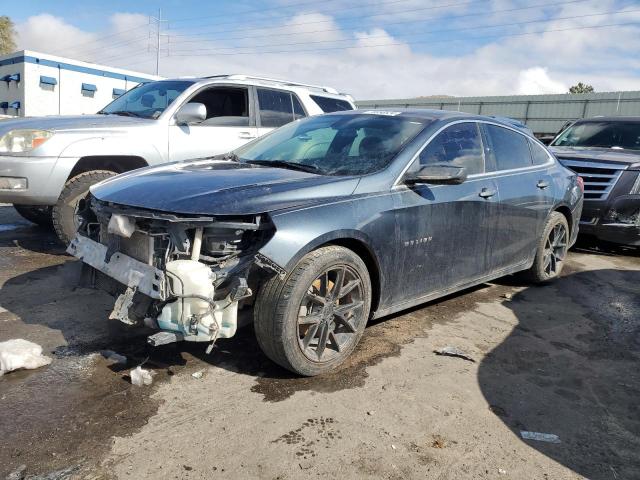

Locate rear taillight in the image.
[577,176,585,192]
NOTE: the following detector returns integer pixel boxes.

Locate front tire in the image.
[13,205,53,227]
[254,246,372,376]
[525,211,569,283]
[52,170,116,245]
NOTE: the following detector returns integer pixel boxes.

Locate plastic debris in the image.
[433,346,475,362]
[191,370,204,379]
[498,468,507,474]
[130,366,153,386]
[0,339,52,376]
[501,293,513,300]
[520,431,561,443]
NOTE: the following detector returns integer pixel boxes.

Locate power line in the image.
[169,0,418,26]
[50,23,150,57]
[166,0,591,46]
[166,21,640,57]
[167,0,487,37]
[167,8,638,55]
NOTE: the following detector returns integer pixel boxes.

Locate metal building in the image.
[0,50,160,118]
[357,91,640,136]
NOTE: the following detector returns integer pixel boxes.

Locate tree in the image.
[569,82,595,94]
[0,16,17,55]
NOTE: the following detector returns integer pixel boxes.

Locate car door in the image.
[255,87,306,137]
[481,123,555,273]
[392,121,500,304]
[168,85,258,161]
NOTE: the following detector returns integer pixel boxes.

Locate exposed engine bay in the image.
[68,196,280,350]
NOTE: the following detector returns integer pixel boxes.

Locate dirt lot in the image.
[0,203,639,480]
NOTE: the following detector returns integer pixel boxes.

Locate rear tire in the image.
[254,245,372,376]
[13,205,53,227]
[52,170,116,245]
[525,211,569,283]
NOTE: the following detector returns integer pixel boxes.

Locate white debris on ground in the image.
[191,370,204,379]
[130,366,153,386]
[0,339,52,376]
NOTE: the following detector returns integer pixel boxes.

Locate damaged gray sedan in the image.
[69,110,583,376]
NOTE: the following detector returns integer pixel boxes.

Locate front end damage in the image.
[68,197,280,350]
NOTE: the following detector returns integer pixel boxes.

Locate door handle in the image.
[239,131,257,139]
[537,180,550,189]
[479,188,497,198]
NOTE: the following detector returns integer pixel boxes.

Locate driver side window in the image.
[416,122,484,175]
[187,87,250,127]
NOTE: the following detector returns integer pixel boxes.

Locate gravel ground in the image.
[0,204,638,480]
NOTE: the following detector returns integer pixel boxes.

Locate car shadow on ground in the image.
[478,267,640,480]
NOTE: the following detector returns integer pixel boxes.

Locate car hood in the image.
[550,146,640,167]
[0,114,153,135]
[91,159,361,215]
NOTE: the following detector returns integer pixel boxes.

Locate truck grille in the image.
[558,158,627,200]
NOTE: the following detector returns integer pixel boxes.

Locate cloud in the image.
[13,3,640,99]
[516,67,566,95]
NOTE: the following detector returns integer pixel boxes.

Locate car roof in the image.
[159,75,352,99]
[331,108,528,128]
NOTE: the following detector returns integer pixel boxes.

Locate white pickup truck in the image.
[0,74,355,243]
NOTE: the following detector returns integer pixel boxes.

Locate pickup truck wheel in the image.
[254,246,372,376]
[52,170,116,245]
[525,211,569,283]
[13,205,53,227]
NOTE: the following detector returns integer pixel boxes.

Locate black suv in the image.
[550,117,640,246]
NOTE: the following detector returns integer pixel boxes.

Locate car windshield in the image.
[235,113,429,176]
[99,80,194,119]
[551,121,640,151]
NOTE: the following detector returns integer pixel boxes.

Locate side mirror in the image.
[404,164,467,185]
[175,102,207,125]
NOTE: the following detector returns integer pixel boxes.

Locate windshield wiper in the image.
[107,111,144,118]
[245,160,321,174]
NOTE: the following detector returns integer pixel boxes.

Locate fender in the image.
[58,136,166,165]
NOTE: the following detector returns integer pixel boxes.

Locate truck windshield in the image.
[551,121,640,151]
[235,113,429,176]
[99,80,194,119]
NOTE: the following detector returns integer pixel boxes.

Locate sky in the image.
[7,0,640,99]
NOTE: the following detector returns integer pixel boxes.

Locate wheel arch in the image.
[280,231,383,315]
[553,204,573,235]
[68,155,149,179]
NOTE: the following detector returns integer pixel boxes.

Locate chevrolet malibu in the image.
[69,110,583,376]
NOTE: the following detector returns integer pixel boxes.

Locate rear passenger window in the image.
[484,124,532,170]
[310,95,354,113]
[257,88,306,128]
[528,138,552,165]
[418,122,484,175]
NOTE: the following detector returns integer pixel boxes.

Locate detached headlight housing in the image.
[0,129,54,153]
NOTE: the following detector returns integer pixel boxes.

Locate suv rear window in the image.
[257,88,306,128]
[310,95,353,113]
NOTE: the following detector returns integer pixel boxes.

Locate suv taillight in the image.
[577,176,585,192]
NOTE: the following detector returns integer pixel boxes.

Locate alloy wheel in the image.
[297,265,365,362]
[543,223,568,276]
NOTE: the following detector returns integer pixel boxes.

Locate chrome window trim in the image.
[393,119,554,187]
